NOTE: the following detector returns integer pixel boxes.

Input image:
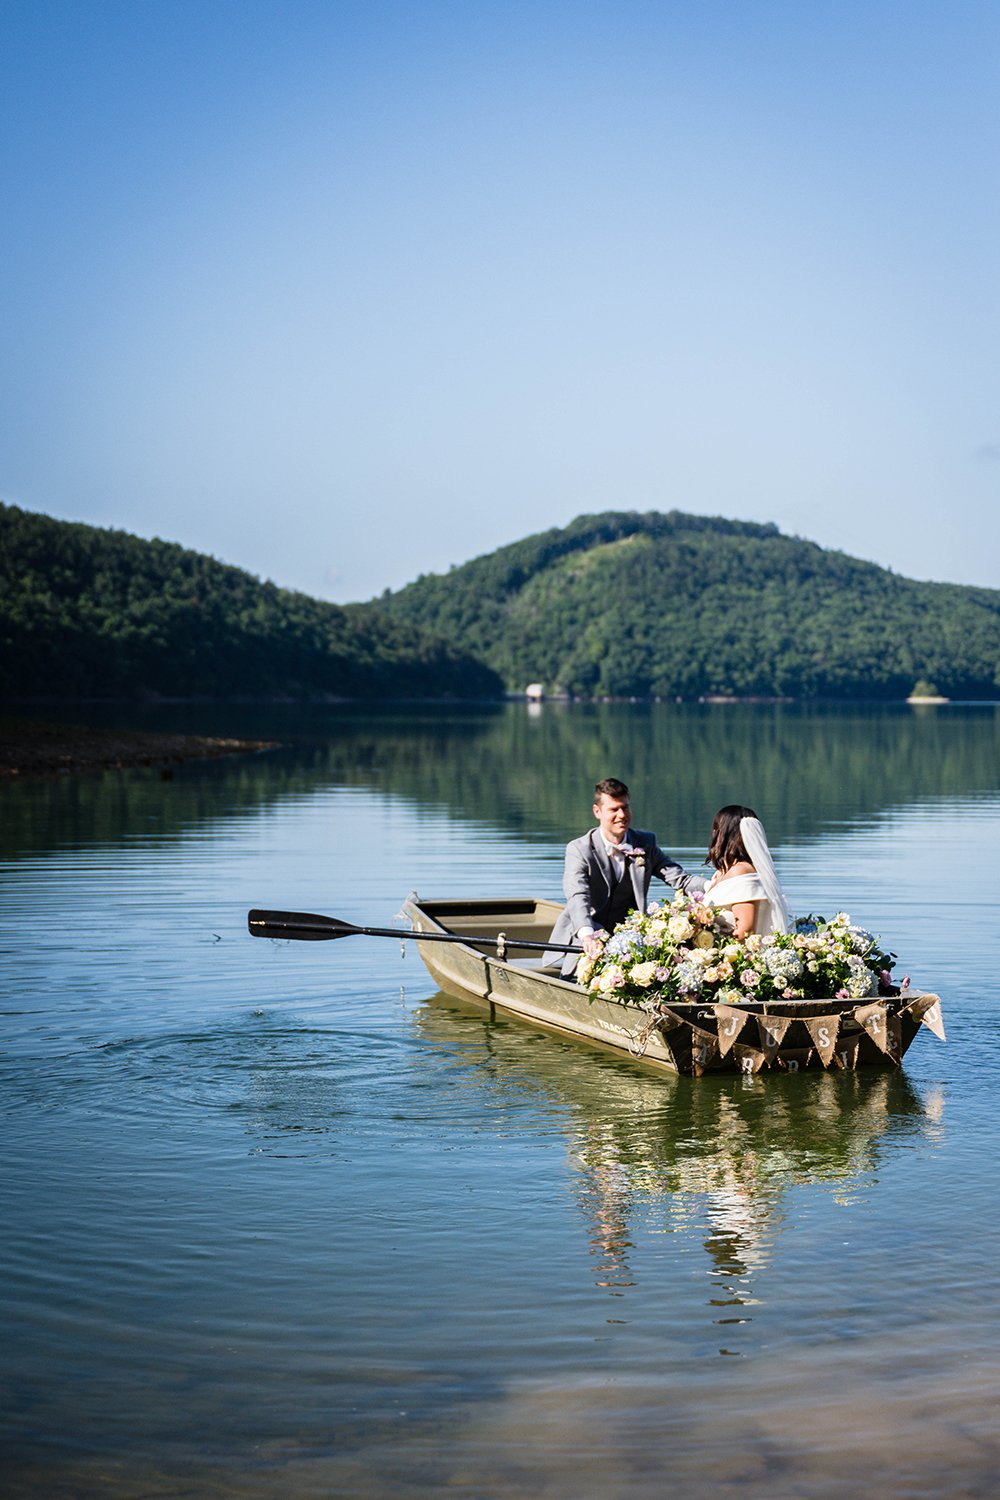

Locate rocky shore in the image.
[0,718,279,779]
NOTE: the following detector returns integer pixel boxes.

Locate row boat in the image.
[402,895,945,1077]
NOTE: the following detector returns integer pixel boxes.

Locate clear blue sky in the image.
[3,0,999,602]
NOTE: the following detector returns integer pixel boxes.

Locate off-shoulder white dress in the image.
[706,871,785,936]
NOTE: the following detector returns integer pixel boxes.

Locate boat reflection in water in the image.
[412,990,944,1319]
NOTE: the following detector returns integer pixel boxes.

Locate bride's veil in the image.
[740,817,790,934]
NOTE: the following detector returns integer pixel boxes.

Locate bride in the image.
[704,805,789,937]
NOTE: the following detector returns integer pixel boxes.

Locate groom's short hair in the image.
[594,777,629,801]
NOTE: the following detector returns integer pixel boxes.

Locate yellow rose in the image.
[668,916,695,941]
[693,930,714,949]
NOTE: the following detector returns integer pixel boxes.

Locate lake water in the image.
[2,702,999,1499]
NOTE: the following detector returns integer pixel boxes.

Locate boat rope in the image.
[392,894,418,959]
[627,1003,668,1059]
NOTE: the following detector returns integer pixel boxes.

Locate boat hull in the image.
[403,897,942,1077]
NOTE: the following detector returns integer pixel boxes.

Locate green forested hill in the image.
[7,503,1000,703]
[0,505,501,700]
[372,511,1000,699]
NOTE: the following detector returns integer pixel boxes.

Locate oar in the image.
[248,908,582,958]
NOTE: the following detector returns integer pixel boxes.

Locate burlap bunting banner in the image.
[853,1002,892,1054]
[832,1034,862,1070]
[774,1047,814,1072]
[803,1013,841,1067]
[756,1013,792,1060]
[732,1042,767,1074]
[884,1013,903,1064]
[713,1003,749,1057]
[651,993,945,1076]
[689,1023,720,1076]
[904,993,946,1041]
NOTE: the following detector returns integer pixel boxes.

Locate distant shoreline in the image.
[0,718,279,780]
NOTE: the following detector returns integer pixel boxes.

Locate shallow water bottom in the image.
[6,1360,1000,1500]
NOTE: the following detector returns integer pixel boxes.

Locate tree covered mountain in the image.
[0,504,501,701]
[6,503,1000,703]
[372,510,1000,699]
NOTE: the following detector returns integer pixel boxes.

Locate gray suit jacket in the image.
[546,827,704,976]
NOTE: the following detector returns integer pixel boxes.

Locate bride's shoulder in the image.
[707,862,760,898]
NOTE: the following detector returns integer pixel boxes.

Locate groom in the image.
[546,777,705,977]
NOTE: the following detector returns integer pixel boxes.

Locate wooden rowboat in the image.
[402,895,945,1077]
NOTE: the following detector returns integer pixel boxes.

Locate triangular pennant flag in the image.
[905,993,946,1041]
[732,1042,767,1074]
[803,1013,841,1067]
[832,1034,862,1070]
[774,1047,814,1072]
[713,1003,748,1057]
[884,1013,903,1065]
[689,1023,719,1076]
[756,1013,792,1060]
[854,1002,892,1054]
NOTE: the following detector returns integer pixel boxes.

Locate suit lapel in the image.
[591,830,614,893]
[627,830,646,912]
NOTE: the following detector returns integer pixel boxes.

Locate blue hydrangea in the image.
[674,960,704,994]
[605,927,647,959]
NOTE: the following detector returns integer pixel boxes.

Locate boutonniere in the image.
[619,843,646,869]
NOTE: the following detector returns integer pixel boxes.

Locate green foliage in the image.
[7,502,1000,703]
[374,510,1000,699]
[0,505,502,701]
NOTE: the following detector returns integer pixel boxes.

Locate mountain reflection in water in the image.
[8,699,1000,857]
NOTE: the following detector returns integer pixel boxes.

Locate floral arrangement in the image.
[575,892,899,1007]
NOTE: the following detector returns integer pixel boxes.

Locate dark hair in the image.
[594,777,629,802]
[707,804,757,871]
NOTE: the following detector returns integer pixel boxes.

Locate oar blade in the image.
[247,907,581,954]
[248,909,358,941]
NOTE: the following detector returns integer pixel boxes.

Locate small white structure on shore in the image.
[525,682,545,701]
[906,679,949,704]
